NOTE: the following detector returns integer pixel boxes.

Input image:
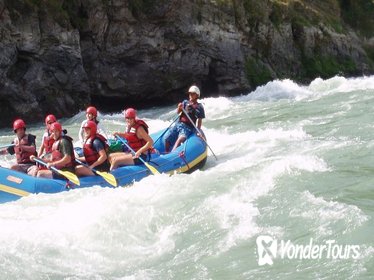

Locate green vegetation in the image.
[244,57,273,87]
[128,0,158,17]
[269,1,287,27]
[339,0,374,37]
[301,54,357,79]
[242,0,268,28]
[363,44,374,67]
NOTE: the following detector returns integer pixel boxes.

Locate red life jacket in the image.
[51,136,75,169]
[180,101,199,126]
[124,119,149,152]
[14,134,36,164]
[83,134,108,165]
[42,131,55,154]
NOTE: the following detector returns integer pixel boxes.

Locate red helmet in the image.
[13,119,26,132]
[45,114,57,126]
[50,122,62,133]
[124,108,136,119]
[86,106,97,117]
[82,120,97,136]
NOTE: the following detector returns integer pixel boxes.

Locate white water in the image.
[0,76,373,279]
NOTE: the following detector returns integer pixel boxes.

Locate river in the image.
[0,76,373,279]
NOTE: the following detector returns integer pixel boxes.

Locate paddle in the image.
[33,157,80,186]
[0,143,15,150]
[75,158,117,187]
[153,113,181,146]
[115,135,160,175]
[181,107,218,160]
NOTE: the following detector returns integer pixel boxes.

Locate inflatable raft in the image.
[0,129,207,204]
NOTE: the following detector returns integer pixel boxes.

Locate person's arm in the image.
[20,145,36,154]
[78,120,86,145]
[195,104,205,129]
[134,126,153,158]
[76,156,86,162]
[177,100,188,114]
[177,103,183,114]
[91,149,107,169]
[49,154,71,169]
[2,142,15,155]
[197,118,203,129]
[20,135,36,154]
[38,134,46,156]
[48,139,72,168]
[38,145,45,157]
[113,132,126,138]
[90,139,107,168]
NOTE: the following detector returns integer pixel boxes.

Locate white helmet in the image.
[188,85,200,97]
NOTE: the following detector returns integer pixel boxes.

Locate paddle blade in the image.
[58,170,80,186]
[96,171,118,187]
[145,162,160,175]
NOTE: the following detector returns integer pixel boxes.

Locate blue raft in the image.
[0,129,208,204]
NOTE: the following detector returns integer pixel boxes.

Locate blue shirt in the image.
[92,138,105,153]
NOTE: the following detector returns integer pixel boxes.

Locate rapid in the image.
[0,76,373,279]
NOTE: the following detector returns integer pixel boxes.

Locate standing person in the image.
[164,85,205,152]
[108,108,154,170]
[31,122,75,179]
[3,119,37,174]
[78,106,105,146]
[75,120,110,176]
[38,114,57,157]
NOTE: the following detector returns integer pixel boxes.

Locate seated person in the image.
[109,108,153,170]
[2,119,37,175]
[75,120,110,176]
[31,122,75,179]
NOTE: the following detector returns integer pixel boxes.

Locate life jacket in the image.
[124,119,150,152]
[14,134,36,164]
[179,100,199,126]
[51,136,75,168]
[83,134,109,165]
[42,131,55,154]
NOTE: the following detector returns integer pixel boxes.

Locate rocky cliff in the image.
[0,0,373,127]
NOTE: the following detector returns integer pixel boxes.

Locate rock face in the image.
[0,0,89,128]
[0,0,373,127]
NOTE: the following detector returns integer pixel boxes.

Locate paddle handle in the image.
[153,113,181,146]
[181,107,218,160]
[115,135,147,165]
[33,157,49,168]
[33,157,80,185]
[33,157,60,172]
[75,158,97,172]
[0,143,15,150]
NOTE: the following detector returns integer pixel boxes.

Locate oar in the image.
[181,107,218,160]
[115,135,160,175]
[0,143,15,149]
[33,157,80,186]
[75,158,117,187]
[153,113,181,146]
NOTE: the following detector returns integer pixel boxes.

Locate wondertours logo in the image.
[256,235,360,266]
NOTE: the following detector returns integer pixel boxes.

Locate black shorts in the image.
[95,161,110,172]
[52,166,75,180]
[133,154,148,165]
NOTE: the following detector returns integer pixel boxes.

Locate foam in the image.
[290,191,369,236]
[1,75,373,278]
